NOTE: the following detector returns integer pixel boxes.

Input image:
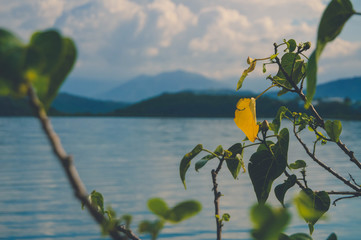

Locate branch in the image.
[332,195,361,206]
[117,225,141,240]
[27,86,138,240]
[292,123,361,192]
[212,157,225,240]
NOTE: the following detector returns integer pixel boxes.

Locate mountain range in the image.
[1,70,361,116]
[95,70,231,102]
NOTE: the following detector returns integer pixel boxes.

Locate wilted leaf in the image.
[234,98,259,142]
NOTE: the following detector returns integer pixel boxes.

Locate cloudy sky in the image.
[0,0,360,92]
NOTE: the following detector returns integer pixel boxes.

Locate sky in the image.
[0,0,360,93]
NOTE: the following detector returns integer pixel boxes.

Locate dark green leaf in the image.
[256,141,275,152]
[289,233,313,240]
[306,0,354,108]
[249,128,289,203]
[289,160,307,169]
[147,198,169,218]
[195,154,215,172]
[275,174,297,206]
[324,120,342,142]
[250,204,290,240]
[166,200,202,223]
[326,233,337,240]
[226,143,244,179]
[180,144,203,189]
[214,145,223,155]
[272,106,288,134]
[294,188,330,234]
[287,39,297,52]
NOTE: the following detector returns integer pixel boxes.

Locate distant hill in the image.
[109,91,304,118]
[0,93,129,116]
[51,93,129,114]
[265,76,361,100]
[315,76,361,100]
[97,70,231,102]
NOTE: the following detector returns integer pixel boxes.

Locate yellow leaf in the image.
[234,98,259,142]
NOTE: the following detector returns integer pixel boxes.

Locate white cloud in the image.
[323,38,361,59]
[148,0,197,47]
[1,0,360,90]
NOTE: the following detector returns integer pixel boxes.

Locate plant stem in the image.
[212,157,225,240]
[293,123,360,192]
[27,85,135,240]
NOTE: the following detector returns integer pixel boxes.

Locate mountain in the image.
[97,70,231,102]
[265,76,361,100]
[315,76,361,100]
[109,91,304,118]
[0,93,129,116]
[51,93,129,114]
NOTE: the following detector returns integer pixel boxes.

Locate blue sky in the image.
[0,0,360,93]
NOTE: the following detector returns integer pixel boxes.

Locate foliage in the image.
[1,0,361,239]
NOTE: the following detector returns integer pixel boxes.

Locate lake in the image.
[0,117,360,240]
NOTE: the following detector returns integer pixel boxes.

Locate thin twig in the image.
[332,195,361,206]
[284,170,306,190]
[27,85,136,240]
[212,157,225,240]
[117,225,141,240]
[292,123,360,192]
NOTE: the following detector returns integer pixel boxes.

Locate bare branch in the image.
[27,85,138,240]
[292,123,361,192]
[212,157,225,240]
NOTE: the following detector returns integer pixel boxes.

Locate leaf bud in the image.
[260,120,270,132]
[247,56,254,64]
[303,42,311,50]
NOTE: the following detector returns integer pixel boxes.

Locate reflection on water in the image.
[0,117,360,239]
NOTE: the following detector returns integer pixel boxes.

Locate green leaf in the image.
[221,213,231,222]
[214,145,223,155]
[138,219,164,240]
[147,198,169,218]
[294,188,330,234]
[275,174,297,206]
[166,200,202,223]
[326,233,337,240]
[195,154,215,172]
[29,30,77,109]
[289,233,313,240]
[306,0,354,107]
[180,144,203,189]
[276,53,302,85]
[324,120,342,142]
[89,190,105,214]
[226,143,244,179]
[249,128,289,203]
[0,28,77,109]
[272,106,288,134]
[250,204,290,240]
[287,39,297,52]
[263,64,267,73]
[289,160,307,169]
[270,53,279,60]
[0,29,28,97]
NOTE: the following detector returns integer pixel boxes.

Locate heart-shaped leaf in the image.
[226,143,244,179]
[294,188,330,234]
